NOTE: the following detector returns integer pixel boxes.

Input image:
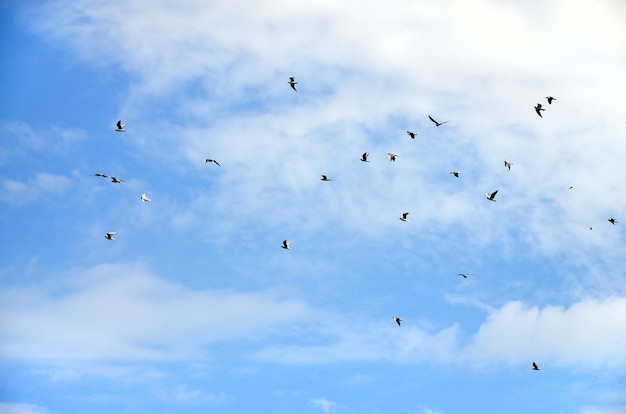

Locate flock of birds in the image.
[92,78,620,374]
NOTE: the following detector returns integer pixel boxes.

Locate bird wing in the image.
[117,120,123,129]
[428,115,437,124]
[491,190,499,198]
[214,160,221,166]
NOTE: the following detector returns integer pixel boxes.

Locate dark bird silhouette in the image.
[360,152,370,162]
[321,175,332,181]
[281,240,291,250]
[450,171,461,178]
[394,316,402,326]
[457,273,474,279]
[399,212,410,222]
[288,77,298,92]
[204,159,220,167]
[608,218,618,225]
[104,232,117,240]
[504,161,514,171]
[388,153,398,162]
[110,177,125,183]
[535,103,545,118]
[91,173,108,178]
[546,96,556,104]
[532,362,541,371]
[406,131,417,139]
[428,115,448,127]
[115,120,125,132]
[486,190,498,202]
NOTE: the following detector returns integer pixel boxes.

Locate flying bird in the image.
[321,175,332,181]
[546,96,556,104]
[104,232,117,240]
[91,173,108,178]
[608,218,618,225]
[486,190,498,202]
[532,362,541,371]
[450,171,461,177]
[406,131,417,139]
[504,161,514,171]
[388,153,398,162]
[288,77,298,92]
[281,240,291,250]
[428,115,448,127]
[394,316,402,326]
[115,120,125,132]
[110,177,125,183]
[141,193,151,202]
[456,273,474,279]
[399,212,410,222]
[360,152,370,162]
[204,159,220,167]
[535,103,545,118]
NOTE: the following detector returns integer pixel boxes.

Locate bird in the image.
[110,177,125,183]
[535,103,545,118]
[360,152,370,162]
[504,161,514,171]
[450,171,461,178]
[388,153,398,162]
[288,77,298,92]
[91,173,108,178]
[321,175,332,181]
[456,273,474,279]
[406,131,417,139]
[104,232,117,240]
[141,193,151,202]
[393,316,402,326]
[115,120,125,132]
[532,362,541,371]
[204,159,220,167]
[399,212,410,222]
[546,96,556,104]
[486,190,498,202]
[608,218,618,225]
[428,114,448,127]
[281,240,291,250]
[568,186,573,190]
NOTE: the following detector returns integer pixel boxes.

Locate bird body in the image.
[141,193,151,202]
[450,171,461,177]
[428,115,448,127]
[394,316,402,326]
[535,103,545,117]
[399,212,410,222]
[204,159,221,167]
[105,232,117,240]
[504,161,513,171]
[92,173,108,178]
[546,96,556,104]
[115,120,125,132]
[360,152,370,162]
[406,131,417,139]
[388,153,398,162]
[281,240,291,250]
[608,218,618,225]
[321,175,332,181]
[288,77,298,92]
[532,362,541,371]
[486,190,498,201]
[110,177,125,183]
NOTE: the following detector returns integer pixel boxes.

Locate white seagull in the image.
[399,212,410,222]
[360,152,370,162]
[321,175,332,181]
[486,190,498,202]
[115,120,125,132]
[110,177,125,183]
[394,316,402,326]
[141,193,151,202]
[204,159,220,167]
[104,232,117,240]
[504,161,514,171]
[388,152,398,162]
[450,171,461,178]
[532,362,541,371]
[288,77,298,92]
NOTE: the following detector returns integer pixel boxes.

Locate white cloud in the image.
[0,172,73,205]
[0,404,50,414]
[311,397,337,414]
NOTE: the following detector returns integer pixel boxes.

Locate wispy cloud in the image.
[0,403,50,414]
[0,172,72,205]
[311,397,337,413]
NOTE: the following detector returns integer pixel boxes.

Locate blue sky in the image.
[1,1,626,413]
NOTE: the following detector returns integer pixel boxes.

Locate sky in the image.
[1,0,626,413]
